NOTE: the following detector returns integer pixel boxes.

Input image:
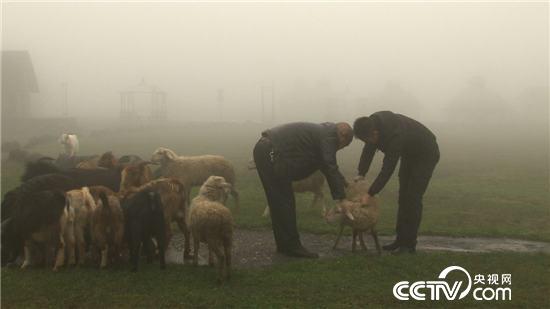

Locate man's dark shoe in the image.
[382,241,401,252]
[281,246,319,259]
[391,246,416,255]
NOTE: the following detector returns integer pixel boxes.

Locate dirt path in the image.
[166,229,550,269]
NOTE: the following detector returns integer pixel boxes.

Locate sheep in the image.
[324,178,381,254]
[151,147,239,211]
[58,133,79,157]
[118,161,154,195]
[248,159,326,217]
[3,190,68,271]
[21,159,124,192]
[125,178,191,261]
[122,189,167,272]
[64,187,97,266]
[90,190,124,269]
[189,176,233,284]
[76,151,117,169]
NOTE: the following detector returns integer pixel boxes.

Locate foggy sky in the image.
[2,2,548,123]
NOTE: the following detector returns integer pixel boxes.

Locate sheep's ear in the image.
[345,210,355,221]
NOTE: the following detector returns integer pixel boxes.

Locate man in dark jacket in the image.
[353,111,439,254]
[253,122,353,258]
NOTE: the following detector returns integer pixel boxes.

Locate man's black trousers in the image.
[396,146,440,247]
[253,137,302,251]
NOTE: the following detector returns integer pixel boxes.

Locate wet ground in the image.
[166,229,550,268]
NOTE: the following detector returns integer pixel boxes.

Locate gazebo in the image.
[120,79,167,121]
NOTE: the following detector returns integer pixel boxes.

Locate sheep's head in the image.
[120,161,153,192]
[151,147,177,165]
[98,151,117,169]
[58,133,68,144]
[199,176,232,203]
[325,200,357,225]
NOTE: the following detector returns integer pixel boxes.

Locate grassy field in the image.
[2,252,549,308]
[1,122,549,308]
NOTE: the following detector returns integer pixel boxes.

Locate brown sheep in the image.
[90,190,124,268]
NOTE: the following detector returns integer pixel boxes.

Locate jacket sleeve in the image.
[319,137,347,200]
[357,143,377,177]
[368,140,401,196]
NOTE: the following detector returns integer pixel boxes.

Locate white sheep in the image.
[247,159,326,217]
[58,133,79,157]
[324,178,381,254]
[65,187,97,265]
[151,147,239,211]
[188,176,233,284]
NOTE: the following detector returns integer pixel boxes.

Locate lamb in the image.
[90,190,124,269]
[151,147,239,211]
[324,178,381,254]
[58,133,79,157]
[248,159,326,217]
[189,176,233,284]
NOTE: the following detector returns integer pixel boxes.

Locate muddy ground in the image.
[166,229,550,268]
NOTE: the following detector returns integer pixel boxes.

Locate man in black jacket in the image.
[253,122,353,258]
[353,111,439,254]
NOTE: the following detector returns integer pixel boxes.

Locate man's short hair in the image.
[353,117,376,139]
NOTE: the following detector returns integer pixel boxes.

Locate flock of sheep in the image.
[1,133,380,283]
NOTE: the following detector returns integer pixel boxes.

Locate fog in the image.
[2,2,548,126]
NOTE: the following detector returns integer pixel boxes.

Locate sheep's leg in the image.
[100,245,108,269]
[319,192,327,217]
[372,229,382,255]
[359,232,368,251]
[224,241,232,280]
[53,235,66,271]
[176,218,191,261]
[209,240,225,284]
[262,206,270,218]
[21,243,32,269]
[230,188,240,212]
[75,227,86,266]
[144,237,154,264]
[192,236,200,266]
[333,225,344,250]
[66,224,76,266]
[352,230,358,252]
[156,231,167,270]
[208,248,215,267]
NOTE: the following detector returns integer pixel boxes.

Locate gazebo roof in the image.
[121,78,164,94]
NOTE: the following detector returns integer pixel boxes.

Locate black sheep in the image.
[121,190,166,272]
[21,159,123,192]
[2,190,66,267]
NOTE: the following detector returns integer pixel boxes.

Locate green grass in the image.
[2,252,549,308]
[1,123,549,308]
